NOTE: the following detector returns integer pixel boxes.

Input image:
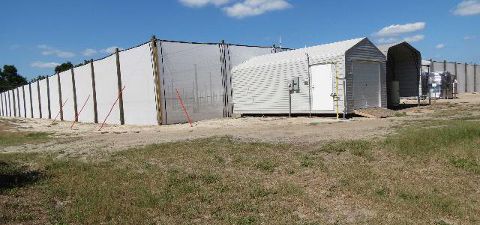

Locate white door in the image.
[352,61,381,109]
[310,64,334,111]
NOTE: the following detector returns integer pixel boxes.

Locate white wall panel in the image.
[59,71,75,121]
[31,82,40,118]
[39,79,50,118]
[93,55,121,125]
[24,85,32,118]
[119,43,157,125]
[17,87,25,118]
[49,75,60,120]
[467,64,475,93]
[74,65,95,123]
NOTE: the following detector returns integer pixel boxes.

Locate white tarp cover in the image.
[17,87,25,117]
[24,85,32,118]
[73,65,95,123]
[59,71,75,121]
[119,43,157,125]
[49,75,61,120]
[160,41,224,124]
[39,79,50,118]
[31,83,40,118]
[93,55,121,125]
[467,64,475,92]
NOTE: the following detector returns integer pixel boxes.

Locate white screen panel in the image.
[0,93,4,116]
[39,79,50,118]
[24,85,32,118]
[476,65,480,92]
[74,65,95,123]
[31,82,40,118]
[6,91,11,117]
[12,89,18,117]
[17,87,25,117]
[49,75,60,120]
[467,64,475,93]
[161,41,224,124]
[59,71,75,121]
[120,43,157,125]
[228,45,273,68]
[456,63,466,93]
[93,55,121,125]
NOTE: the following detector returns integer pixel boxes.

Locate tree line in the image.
[0,62,77,92]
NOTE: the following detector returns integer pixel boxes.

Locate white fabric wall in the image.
[31,83,40,118]
[39,79,50,118]
[24,85,32,118]
[456,63,466,93]
[49,75,61,120]
[0,93,5,116]
[17,87,25,117]
[120,43,157,125]
[93,55,121,125]
[6,91,11,116]
[59,71,75,121]
[12,89,18,117]
[467,64,475,92]
[74,65,95,123]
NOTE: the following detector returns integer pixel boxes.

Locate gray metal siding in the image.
[345,39,386,113]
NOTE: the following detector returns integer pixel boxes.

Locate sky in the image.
[0,0,479,80]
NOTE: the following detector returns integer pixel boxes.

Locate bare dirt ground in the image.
[1,93,479,158]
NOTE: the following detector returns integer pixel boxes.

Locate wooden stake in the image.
[115,48,125,125]
[90,60,99,123]
[150,36,163,125]
[71,67,78,122]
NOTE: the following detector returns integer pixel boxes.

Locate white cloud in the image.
[435,44,445,49]
[223,0,291,18]
[374,22,426,37]
[403,34,425,43]
[37,45,75,58]
[464,35,477,40]
[453,0,480,16]
[101,46,123,54]
[31,61,60,69]
[377,34,425,44]
[179,0,230,7]
[82,48,97,57]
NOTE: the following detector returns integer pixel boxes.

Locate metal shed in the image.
[232,37,387,116]
[378,42,421,108]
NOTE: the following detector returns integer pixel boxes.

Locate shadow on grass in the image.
[0,161,43,191]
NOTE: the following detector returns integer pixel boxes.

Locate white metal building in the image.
[232,38,387,116]
[378,42,421,108]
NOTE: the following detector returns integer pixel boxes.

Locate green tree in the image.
[0,65,28,92]
[54,62,73,74]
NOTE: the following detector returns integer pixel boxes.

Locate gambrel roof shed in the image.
[232,37,387,116]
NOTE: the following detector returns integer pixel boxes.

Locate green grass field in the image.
[1,112,480,224]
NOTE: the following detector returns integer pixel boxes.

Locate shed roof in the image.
[377,41,420,57]
[235,37,366,69]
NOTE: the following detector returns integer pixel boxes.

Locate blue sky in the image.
[0,0,478,80]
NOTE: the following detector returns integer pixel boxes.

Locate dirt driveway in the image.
[1,93,479,158]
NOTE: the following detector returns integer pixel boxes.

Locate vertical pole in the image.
[90,60,99,123]
[28,83,33,118]
[57,73,64,121]
[46,76,52,119]
[115,48,125,125]
[22,86,26,118]
[37,81,42,118]
[71,67,78,122]
[465,63,468,93]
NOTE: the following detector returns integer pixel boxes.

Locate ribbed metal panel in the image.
[345,38,387,112]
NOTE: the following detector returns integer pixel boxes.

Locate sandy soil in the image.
[1,93,479,158]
